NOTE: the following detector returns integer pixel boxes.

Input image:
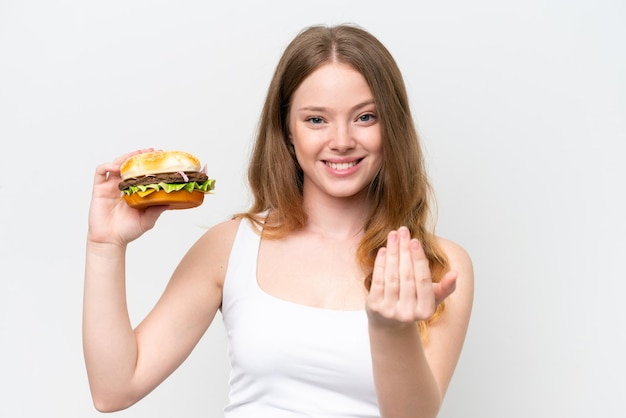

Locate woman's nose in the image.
[329,124,356,151]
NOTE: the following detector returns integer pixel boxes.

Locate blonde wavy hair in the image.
[236,24,450,337]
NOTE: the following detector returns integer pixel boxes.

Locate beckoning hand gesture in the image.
[366,226,458,329]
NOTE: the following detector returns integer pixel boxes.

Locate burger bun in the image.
[120,150,202,181]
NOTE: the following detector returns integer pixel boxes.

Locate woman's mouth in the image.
[324,159,362,170]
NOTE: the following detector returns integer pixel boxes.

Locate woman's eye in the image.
[358,113,375,122]
[307,117,324,125]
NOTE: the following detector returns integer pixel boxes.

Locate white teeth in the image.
[326,161,357,170]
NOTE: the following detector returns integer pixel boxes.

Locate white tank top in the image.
[221,218,380,417]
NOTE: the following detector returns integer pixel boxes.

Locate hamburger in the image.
[118,150,215,210]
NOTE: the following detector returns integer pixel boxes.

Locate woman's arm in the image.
[82,151,235,412]
[366,227,474,418]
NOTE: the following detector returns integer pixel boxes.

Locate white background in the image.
[1,1,624,417]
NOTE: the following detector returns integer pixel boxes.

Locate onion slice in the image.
[178,171,189,182]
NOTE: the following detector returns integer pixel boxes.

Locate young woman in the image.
[83,24,474,418]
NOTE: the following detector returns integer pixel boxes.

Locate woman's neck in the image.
[300,188,371,240]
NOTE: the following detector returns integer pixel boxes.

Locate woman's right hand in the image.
[87,149,169,247]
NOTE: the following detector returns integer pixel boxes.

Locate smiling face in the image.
[288,62,383,203]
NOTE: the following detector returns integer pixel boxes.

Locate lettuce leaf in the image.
[121,179,215,196]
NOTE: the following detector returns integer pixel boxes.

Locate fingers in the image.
[369,226,453,323]
[94,149,156,186]
[95,162,119,182]
[140,204,170,229]
[408,234,436,318]
[382,229,401,302]
[369,246,386,299]
[433,270,458,305]
[397,228,418,308]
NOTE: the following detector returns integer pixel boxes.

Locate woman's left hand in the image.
[365,226,457,329]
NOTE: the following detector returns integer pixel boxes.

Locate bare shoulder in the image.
[436,236,474,283]
[197,217,242,250]
[435,235,474,313]
[174,217,242,289]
